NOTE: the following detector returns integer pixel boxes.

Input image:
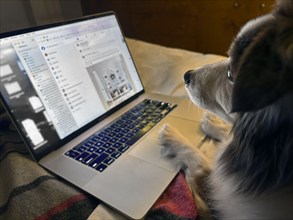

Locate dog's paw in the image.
[159,123,191,158]
[201,112,231,142]
[159,124,212,184]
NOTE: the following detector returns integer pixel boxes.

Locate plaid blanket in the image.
[0,102,198,220]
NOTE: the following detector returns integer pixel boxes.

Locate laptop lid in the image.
[0,12,144,161]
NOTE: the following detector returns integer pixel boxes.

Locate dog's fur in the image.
[159,0,293,219]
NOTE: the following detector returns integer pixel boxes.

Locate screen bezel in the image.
[0,12,145,161]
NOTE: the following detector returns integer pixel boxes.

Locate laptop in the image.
[0,12,203,219]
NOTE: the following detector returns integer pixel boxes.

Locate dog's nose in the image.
[184,70,193,84]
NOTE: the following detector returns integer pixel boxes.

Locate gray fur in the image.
[159,0,293,218]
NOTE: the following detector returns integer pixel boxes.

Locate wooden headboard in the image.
[80,0,275,56]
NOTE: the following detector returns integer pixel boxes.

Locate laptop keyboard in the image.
[64,99,177,172]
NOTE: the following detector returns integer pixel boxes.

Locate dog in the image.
[159,0,293,219]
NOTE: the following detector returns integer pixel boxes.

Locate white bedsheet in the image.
[126,38,226,97]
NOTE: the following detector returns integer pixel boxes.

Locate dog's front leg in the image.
[159,123,212,217]
[159,123,211,183]
[201,112,232,142]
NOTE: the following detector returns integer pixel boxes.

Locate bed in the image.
[0,38,225,220]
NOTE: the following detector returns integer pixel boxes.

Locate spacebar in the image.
[126,122,156,146]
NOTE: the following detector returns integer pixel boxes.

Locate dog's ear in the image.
[231,22,293,113]
[276,0,293,19]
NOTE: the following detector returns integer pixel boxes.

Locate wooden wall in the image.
[80,0,275,55]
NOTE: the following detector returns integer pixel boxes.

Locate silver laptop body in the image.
[0,12,203,219]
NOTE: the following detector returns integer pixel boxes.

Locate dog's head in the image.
[184,0,293,123]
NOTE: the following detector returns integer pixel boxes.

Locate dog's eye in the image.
[227,70,234,84]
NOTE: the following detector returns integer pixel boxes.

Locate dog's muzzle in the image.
[184,70,193,85]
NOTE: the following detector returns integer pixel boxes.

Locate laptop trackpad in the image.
[128,116,203,171]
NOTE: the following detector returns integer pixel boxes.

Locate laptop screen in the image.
[0,13,144,158]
